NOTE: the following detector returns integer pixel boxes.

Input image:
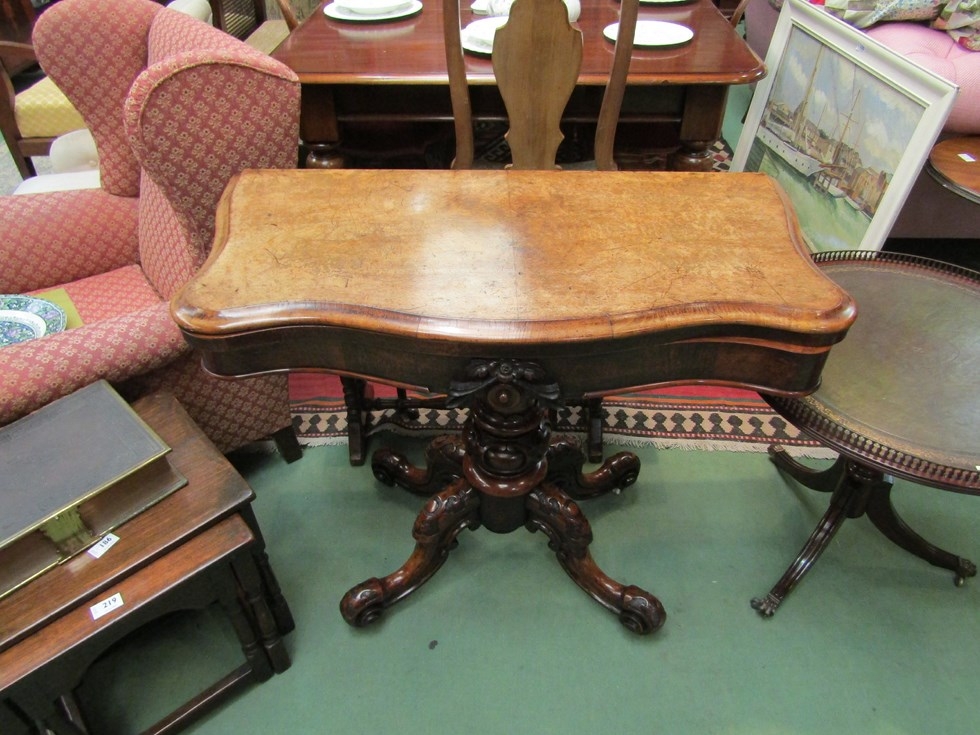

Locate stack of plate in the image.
[324,0,423,23]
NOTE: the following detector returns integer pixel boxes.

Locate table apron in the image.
[182,326,833,400]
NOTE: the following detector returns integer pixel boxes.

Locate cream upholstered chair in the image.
[0,0,303,457]
[0,0,84,180]
[209,0,308,54]
[0,38,88,179]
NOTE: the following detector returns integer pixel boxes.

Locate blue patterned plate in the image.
[0,295,68,347]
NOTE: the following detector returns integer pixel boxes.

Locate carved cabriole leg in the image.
[372,434,466,496]
[546,436,641,500]
[339,480,481,627]
[526,483,666,634]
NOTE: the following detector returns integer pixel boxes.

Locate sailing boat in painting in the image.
[744,24,925,251]
[732,0,957,253]
[755,37,891,219]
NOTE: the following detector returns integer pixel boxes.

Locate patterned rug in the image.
[289,376,834,458]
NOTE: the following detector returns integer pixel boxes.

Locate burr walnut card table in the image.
[172,168,855,634]
[271,0,764,170]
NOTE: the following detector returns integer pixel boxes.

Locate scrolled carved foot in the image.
[620,585,667,635]
[372,448,414,487]
[750,592,782,618]
[340,578,386,627]
[339,482,481,628]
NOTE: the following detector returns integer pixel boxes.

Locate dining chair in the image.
[341,0,639,464]
[445,0,638,170]
[0,0,303,459]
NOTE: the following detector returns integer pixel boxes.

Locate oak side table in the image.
[0,391,293,732]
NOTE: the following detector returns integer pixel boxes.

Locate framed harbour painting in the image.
[731,0,958,252]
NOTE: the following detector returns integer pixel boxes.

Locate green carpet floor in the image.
[74,436,980,734]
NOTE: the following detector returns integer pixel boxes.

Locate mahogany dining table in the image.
[172,168,855,633]
[270,0,765,170]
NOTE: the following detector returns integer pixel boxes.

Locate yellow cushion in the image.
[245,20,290,55]
[14,76,86,138]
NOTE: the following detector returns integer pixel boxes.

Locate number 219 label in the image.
[90,592,124,620]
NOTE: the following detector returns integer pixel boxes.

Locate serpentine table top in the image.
[172,168,856,633]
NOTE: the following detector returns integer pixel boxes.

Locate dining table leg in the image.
[299,85,345,169]
[669,85,729,172]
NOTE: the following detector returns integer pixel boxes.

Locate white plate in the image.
[0,295,67,347]
[461,16,508,54]
[639,0,696,4]
[603,20,694,48]
[471,0,579,19]
[333,0,412,14]
[324,0,422,22]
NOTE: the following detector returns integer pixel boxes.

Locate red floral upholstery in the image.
[0,0,302,454]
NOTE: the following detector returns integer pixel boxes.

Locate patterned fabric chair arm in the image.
[0,303,189,427]
[0,190,139,293]
[123,20,300,288]
[124,39,300,273]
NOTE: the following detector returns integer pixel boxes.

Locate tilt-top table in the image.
[754,251,980,617]
[172,168,855,634]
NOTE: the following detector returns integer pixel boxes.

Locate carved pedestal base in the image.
[339,360,665,634]
[751,447,977,617]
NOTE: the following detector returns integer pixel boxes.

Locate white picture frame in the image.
[731,0,959,252]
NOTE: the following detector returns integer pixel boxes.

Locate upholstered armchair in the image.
[0,0,303,456]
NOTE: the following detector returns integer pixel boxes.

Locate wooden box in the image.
[0,381,187,599]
